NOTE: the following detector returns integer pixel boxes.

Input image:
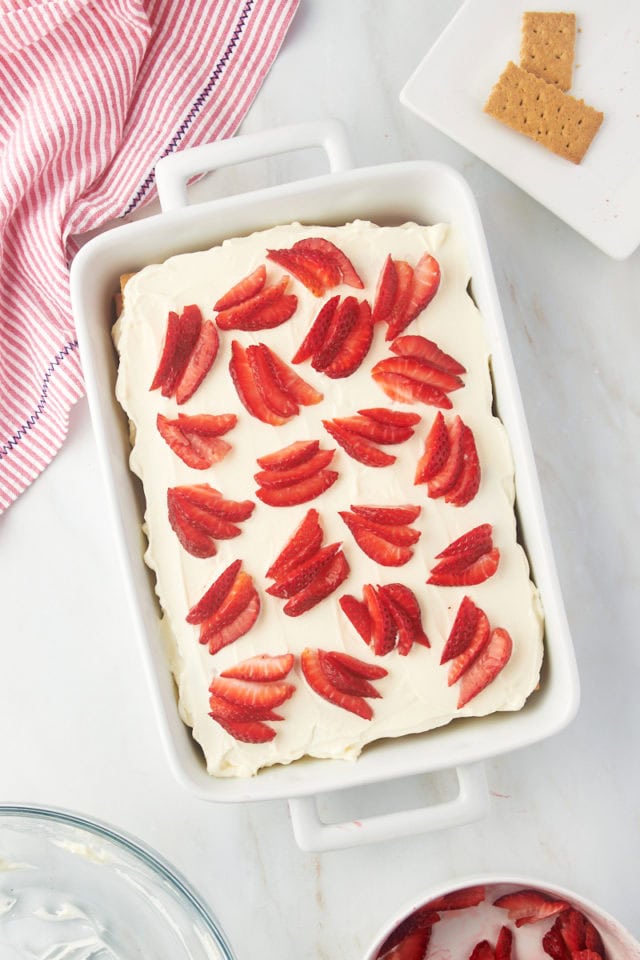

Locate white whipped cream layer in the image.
[114,220,544,778]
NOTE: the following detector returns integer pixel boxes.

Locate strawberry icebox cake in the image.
[113,219,544,778]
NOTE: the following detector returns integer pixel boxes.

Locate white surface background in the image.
[1,2,639,957]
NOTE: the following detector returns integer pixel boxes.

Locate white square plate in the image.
[400,0,640,260]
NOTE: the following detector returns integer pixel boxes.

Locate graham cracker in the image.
[115,273,135,317]
[520,11,576,91]
[483,61,603,164]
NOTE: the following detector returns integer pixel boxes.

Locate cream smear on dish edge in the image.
[114,220,544,778]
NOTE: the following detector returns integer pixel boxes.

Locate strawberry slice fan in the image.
[0,0,300,512]
[145,229,521,748]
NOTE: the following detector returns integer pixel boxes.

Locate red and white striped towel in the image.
[0,0,299,513]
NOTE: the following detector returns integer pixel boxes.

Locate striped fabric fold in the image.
[0,0,299,512]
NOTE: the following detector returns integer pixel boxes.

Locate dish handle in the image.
[287,762,489,852]
[154,119,354,212]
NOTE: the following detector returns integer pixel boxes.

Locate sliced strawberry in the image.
[372,356,463,394]
[256,469,339,507]
[556,910,588,952]
[340,511,421,547]
[257,440,319,471]
[246,344,299,418]
[468,940,495,960]
[221,653,294,682]
[157,414,231,470]
[208,695,284,723]
[429,548,500,587]
[255,448,335,488]
[457,627,512,707]
[167,506,217,558]
[378,927,432,960]
[495,927,513,960]
[238,291,297,330]
[204,591,261,655]
[324,650,388,680]
[448,610,490,685]
[266,247,330,296]
[372,370,453,409]
[378,582,421,623]
[266,508,323,580]
[175,320,219,404]
[426,415,466,498]
[318,650,381,698]
[582,916,606,955]
[338,594,373,644]
[292,295,339,364]
[209,674,295,709]
[283,551,349,617]
[169,495,242,540]
[435,524,494,563]
[385,260,414,340]
[379,583,430,648]
[358,407,421,427]
[200,576,259,653]
[174,413,237,436]
[333,414,414,445]
[167,484,254,557]
[425,885,486,911]
[198,571,256,636]
[391,334,465,375]
[324,300,374,379]
[350,504,421,525]
[379,590,415,656]
[363,584,397,655]
[387,252,440,340]
[213,265,266,311]
[440,595,481,664]
[292,237,364,288]
[229,340,289,426]
[415,412,450,484]
[180,436,229,467]
[210,714,276,743]
[150,310,181,391]
[429,531,498,581]
[301,648,372,719]
[375,907,439,958]
[171,484,255,521]
[160,304,203,397]
[444,423,481,506]
[542,924,573,960]
[216,277,297,330]
[311,296,359,371]
[267,542,341,598]
[494,888,570,927]
[322,419,395,467]
[372,255,398,324]
[262,344,323,406]
[186,559,242,624]
[349,524,414,567]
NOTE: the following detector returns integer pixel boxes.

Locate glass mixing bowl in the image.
[0,805,234,960]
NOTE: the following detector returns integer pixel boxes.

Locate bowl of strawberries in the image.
[365,876,640,960]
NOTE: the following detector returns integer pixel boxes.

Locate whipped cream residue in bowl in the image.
[0,806,232,960]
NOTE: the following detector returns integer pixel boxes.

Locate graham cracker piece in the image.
[483,61,603,164]
[520,11,576,91]
[115,272,136,316]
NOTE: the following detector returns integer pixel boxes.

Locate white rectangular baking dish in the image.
[71,120,579,851]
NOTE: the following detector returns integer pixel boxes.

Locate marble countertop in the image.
[1,2,639,957]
